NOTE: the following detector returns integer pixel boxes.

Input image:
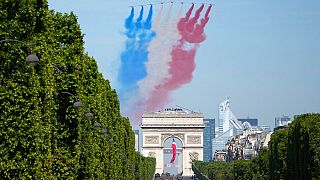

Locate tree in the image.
[192,160,233,180]
[1,0,153,179]
[287,114,320,179]
[234,160,251,180]
[269,127,288,180]
[190,114,320,180]
[250,148,269,179]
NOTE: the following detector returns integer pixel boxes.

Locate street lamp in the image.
[93,121,101,129]
[85,112,104,130]
[86,112,94,119]
[100,129,114,143]
[59,92,104,129]
[0,39,39,67]
[58,92,105,132]
[59,91,82,109]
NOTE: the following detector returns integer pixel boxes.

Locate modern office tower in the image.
[213,97,243,154]
[275,115,291,128]
[203,119,215,162]
[238,118,258,127]
[217,97,243,136]
[134,130,139,152]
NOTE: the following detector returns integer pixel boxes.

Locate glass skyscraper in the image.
[203,119,215,162]
[134,130,139,152]
[212,98,243,155]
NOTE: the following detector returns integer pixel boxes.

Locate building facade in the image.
[238,118,258,127]
[141,108,204,176]
[275,115,291,128]
[259,125,271,132]
[213,98,243,155]
[134,130,139,152]
[203,119,215,162]
[215,128,272,161]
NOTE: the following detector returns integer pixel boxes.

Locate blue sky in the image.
[49,0,320,129]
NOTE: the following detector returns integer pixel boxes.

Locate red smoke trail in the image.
[145,4,212,112]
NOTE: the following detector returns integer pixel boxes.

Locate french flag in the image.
[170,138,177,163]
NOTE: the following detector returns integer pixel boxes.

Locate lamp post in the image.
[0,39,39,67]
[59,91,82,109]
[93,121,101,129]
[100,129,114,143]
[58,92,100,126]
[59,91,106,134]
[58,91,104,135]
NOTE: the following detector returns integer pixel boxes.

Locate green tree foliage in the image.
[250,148,269,179]
[192,114,320,180]
[192,161,233,180]
[0,0,155,179]
[287,114,320,180]
[269,127,288,180]
[142,157,156,180]
[234,160,251,180]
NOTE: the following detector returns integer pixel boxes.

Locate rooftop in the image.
[142,108,204,118]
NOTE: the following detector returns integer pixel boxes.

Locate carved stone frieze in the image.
[189,151,199,160]
[187,135,201,144]
[145,136,159,144]
[142,128,203,132]
[148,152,156,157]
[161,133,185,146]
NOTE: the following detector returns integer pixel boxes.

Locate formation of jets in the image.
[129,1,213,8]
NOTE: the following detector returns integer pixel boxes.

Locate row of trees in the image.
[0,0,155,179]
[192,113,320,180]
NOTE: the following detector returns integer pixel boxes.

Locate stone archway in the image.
[141,109,205,176]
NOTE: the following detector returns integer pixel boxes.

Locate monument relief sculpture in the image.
[148,152,156,157]
[187,135,201,144]
[161,134,185,145]
[189,151,199,161]
[145,136,159,144]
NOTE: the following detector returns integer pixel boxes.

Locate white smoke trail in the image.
[154,4,163,26]
[137,4,183,109]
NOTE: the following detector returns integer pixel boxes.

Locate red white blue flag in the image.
[170,139,177,163]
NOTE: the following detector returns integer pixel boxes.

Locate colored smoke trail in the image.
[118,5,155,114]
[145,4,212,111]
[154,4,163,26]
[138,4,183,110]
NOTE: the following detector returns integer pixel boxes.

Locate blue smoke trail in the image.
[124,7,134,38]
[118,5,156,110]
[135,6,144,30]
[144,5,153,29]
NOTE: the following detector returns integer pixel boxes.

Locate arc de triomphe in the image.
[141,108,204,176]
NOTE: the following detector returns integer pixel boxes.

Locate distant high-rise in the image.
[238,118,258,127]
[213,97,243,154]
[217,97,243,137]
[275,115,291,128]
[134,130,139,152]
[203,119,215,162]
